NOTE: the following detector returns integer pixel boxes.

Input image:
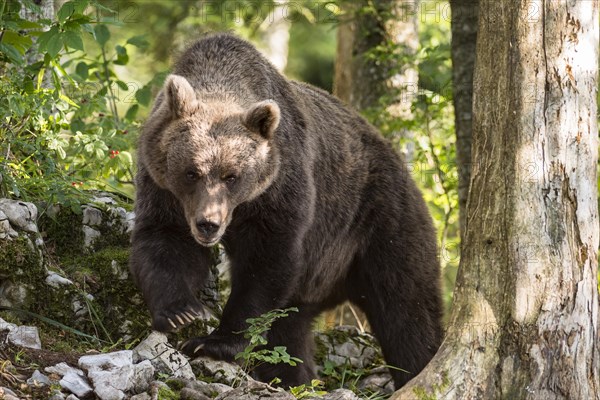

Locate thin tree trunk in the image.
[259,0,291,72]
[17,0,54,89]
[392,1,599,398]
[450,0,478,240]
[334,0,418,140]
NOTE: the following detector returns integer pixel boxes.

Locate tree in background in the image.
[450,0,477,240]
[334,0,419,130]
[259,0,291,72]
[392,1,599,397]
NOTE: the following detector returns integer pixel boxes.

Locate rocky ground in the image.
[0,196,395,399]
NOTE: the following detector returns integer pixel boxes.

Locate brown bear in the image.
[130,33,442,389]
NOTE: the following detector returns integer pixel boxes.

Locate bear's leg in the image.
[131,225,214,332]
[253,304,319,388]
[347,244,443,389]
[130,168,215,332]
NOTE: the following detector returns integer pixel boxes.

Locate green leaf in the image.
[116,80,128,91]
[59,93,79,108]
[36,25,59,54]
[63,31,84,51]
[46,33,64,58]
[124,104,139,121]
[76,62,89,80]
[0,43,23,65]
[57,1,75,22]
[94,24,110,47]
[64,16,92,31]
[15,20,43,30]
[114,45,128,65]
[2,31,33,53]
[126,35,149,49]
[135,85,152,106]
[73,0,90,14]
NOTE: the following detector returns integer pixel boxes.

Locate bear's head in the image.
[141,74,281,246]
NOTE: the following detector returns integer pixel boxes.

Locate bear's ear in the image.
[163,74,197,118]
[242,100,280,140]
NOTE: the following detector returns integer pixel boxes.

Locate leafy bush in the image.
[235,307,303,375]
[0,0,158,208]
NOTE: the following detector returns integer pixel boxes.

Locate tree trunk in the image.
[334,0,418,129]
[259,0,291,72]
[450,0,478,240]
[391,1,599,398]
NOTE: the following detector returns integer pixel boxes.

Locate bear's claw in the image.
[153,303,213,332]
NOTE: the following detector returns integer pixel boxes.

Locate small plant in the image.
[234,308,303,376]
[290,379,328,399]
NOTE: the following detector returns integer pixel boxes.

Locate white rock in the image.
[0,281,29,308]
[91,196,116,205]
[0,211,11,237]
[59,371,93,398]
[45,362,86,377]
[82,206,103,226]
[214,380,293,400]
[8,325,41,349]
[82,225,100,248]
[130,393,151,400]
[46,272,74,288]
[321,389,361,400]
[89,367,131,400]
[0,317,17,332]
[357,370,394,394]
[27,369,51,386]
[66,395,81,400]
[79,350,142,400]
[109,207,127,229]
[190,357,250,386]
[0,199,38,232]
[134,332,194,379]
[131,360,154,393]
[111,260,128,280]
[79,350,133,371]
[0,386,19,399]
[125,212,135,233]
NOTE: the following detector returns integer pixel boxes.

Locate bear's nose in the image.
[196,219,220,236]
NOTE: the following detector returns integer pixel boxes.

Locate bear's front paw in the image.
[180,333,246,362]
[152,302,213,333]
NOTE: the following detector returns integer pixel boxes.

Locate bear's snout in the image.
[196,219,220,237]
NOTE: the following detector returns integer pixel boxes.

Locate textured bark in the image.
[19,0,54,71]
[334,0,418,119]
[391,1,599,398]
[450,0,478,240]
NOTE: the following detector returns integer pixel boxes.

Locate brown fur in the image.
[130,33,443,389]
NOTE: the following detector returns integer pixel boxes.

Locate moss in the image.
[39,209,85,258]
[0,235,46,314]
[411,371,450,400]
[165,379,186,391]
[0,235,42,279]
[59,246,149,343]
[157,385,180,400]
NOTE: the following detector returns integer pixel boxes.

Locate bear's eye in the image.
[222,174,237,185]
[186,170,200,182]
